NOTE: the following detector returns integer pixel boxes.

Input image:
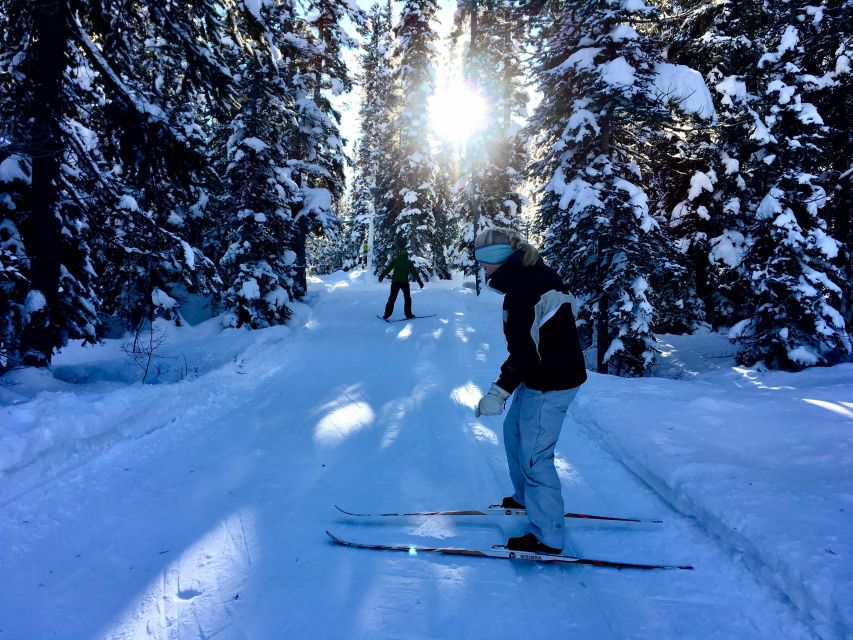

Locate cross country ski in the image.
[325,531,693,571]
[335,504,662,524]
[377,314,436,323]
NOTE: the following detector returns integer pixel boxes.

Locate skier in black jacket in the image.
[473,227,587,555]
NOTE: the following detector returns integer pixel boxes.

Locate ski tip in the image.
[326,530,344,544]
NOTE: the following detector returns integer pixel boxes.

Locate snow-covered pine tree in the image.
[350,2,396,273]
[0,0,239,368]
[646,132,717,333]
[369,2,405,272]
[452,1,527,289]
[0,139,38,369]
[653,0,751,330]
[524,0,687,376]
[286,0,363,296]
[81,2,233,331]
[725,1,850,369]
[431,138,459,279]
[311,190,361,273]
[0,12,30,368]
[0,148,29,369]
[0,0,98,368]
[796,1,852,327]
[377,0,440,274]
[347,174,375,271]
[215,1,303,329]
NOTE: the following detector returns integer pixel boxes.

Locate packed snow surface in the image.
[1,272,849,639]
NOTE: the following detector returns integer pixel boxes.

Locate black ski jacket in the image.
[487,251,587,393]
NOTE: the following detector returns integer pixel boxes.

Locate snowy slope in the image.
[575,335,853,640]
[0,272,840,639]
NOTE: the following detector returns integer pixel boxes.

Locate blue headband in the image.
[475,243,513,265]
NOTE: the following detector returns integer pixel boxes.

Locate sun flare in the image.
[429,81,489,142]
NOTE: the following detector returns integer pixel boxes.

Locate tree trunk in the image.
[595,114,613,375]
[293,217,309,298]
[367,199,375,276]
[19,0,66,367]
[501,8,512,133]
[469,0,481,295]
[469,0,479,62]
[596,294,609,374]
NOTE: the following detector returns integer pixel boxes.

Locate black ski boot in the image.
[500,496,525,509]
[506,533,562,555]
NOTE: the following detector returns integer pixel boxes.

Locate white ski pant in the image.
[503,384,578,550]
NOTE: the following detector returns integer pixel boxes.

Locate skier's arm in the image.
[495,293,538,394]
[378,262,392,280]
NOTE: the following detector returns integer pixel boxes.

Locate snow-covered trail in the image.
[0,274,813,639]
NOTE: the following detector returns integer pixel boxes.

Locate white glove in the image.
[475,383,510,417]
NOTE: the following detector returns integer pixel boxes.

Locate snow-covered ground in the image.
[1,272,849,639]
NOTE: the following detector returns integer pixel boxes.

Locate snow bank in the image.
[573,339,853,640]
[0,306,310,505]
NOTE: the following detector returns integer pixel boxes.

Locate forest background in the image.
[1,0,850,377]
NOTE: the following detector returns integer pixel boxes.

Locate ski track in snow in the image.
[0,274,819,639]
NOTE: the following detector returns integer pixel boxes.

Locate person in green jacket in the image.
[379,250,424,319]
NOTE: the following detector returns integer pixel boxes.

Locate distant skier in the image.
[473,228,587,555]
[378,249,424,320]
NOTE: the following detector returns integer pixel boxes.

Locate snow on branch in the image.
[71,13,166,122]
[651,63,716,120]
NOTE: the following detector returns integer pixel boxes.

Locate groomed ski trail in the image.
[0,273,815,639]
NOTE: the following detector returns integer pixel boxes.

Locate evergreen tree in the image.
[216,1,303,329]
[83,2,237,329]
[1,1,99,368]
[525,0,687,376]
[318,192,364,273]
[432,139,459,279]
[0,0,236,368]
[351,2,396,273]
[287,0,363,295]
[729,1,850,368]
[661,1,768,332]
[348,173,375,271]
[378,0,440,273]
[668,0,850,368]
[799,2,852,326]
[453,1,527,289]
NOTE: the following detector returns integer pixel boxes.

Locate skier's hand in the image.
[378,275,384,282]
[419,283,424,289]
[475,383,510,417]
